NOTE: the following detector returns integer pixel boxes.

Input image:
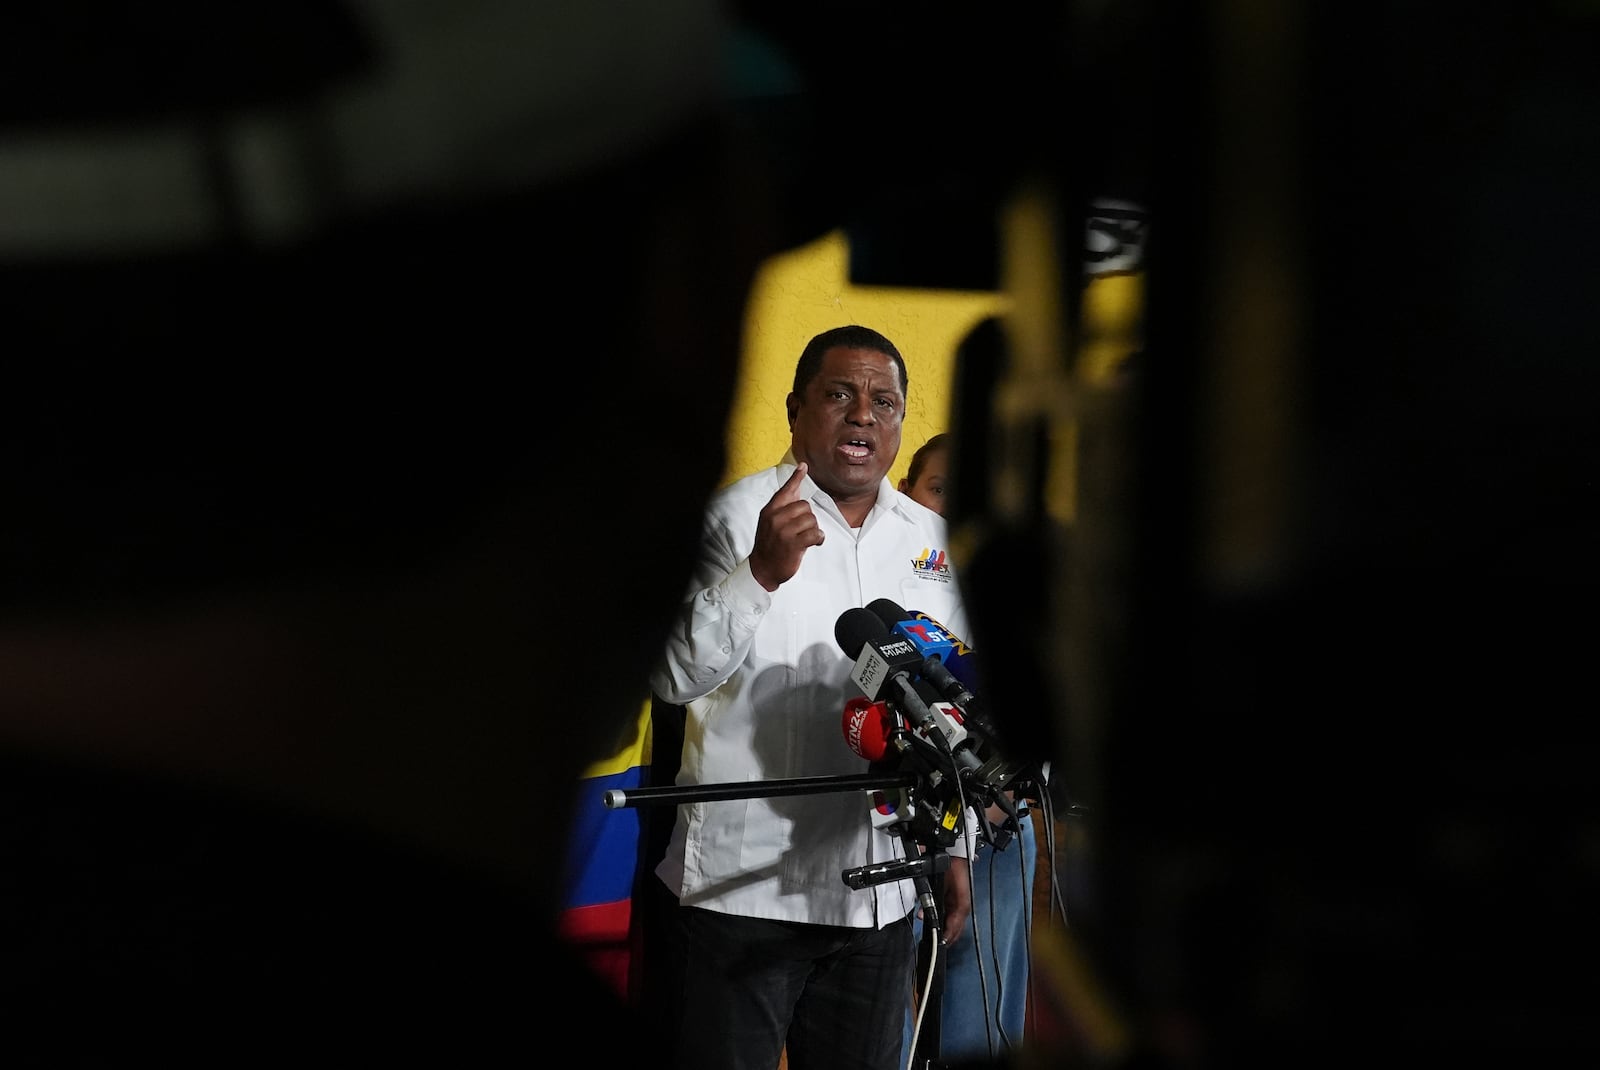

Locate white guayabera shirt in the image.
[652,457,977,929]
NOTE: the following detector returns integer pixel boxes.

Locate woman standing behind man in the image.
[900,431,1039,1066]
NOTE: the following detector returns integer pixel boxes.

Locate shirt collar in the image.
[778,451,916,524]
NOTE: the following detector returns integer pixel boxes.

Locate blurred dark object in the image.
[783,2,1600,1066]
[1085,2,1600,1066]
[0,3,766,1061]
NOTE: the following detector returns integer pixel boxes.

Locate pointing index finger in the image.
[774,462,809,504]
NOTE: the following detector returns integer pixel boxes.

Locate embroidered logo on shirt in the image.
[911,547,951,581]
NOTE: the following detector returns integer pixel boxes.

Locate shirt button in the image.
[721,645,732,654]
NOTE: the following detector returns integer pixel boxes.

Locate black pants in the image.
[637,876,915,1070]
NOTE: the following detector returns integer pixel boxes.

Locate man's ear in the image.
[898,478,910,493]
[785,392,799,430]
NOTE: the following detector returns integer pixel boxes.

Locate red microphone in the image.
[842,696,896,762]
[843,696,917,835]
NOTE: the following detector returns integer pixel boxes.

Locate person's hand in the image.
[750,462,824,592]
[940,855,972,946]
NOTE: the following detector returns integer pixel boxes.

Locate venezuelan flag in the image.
[561,698,654,1000]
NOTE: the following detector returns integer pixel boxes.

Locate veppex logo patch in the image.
[911,547,950,580]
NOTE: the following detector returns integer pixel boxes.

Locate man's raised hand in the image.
[750,463,824,592]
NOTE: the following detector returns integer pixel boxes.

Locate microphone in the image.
[841,852,949,891]
[842,695,953,785]
[864,597,971,662]
[842,696,896,763]
[866,598,993,731]
[841,696,914,834]
[865,598,979,690]
[866,599,1032,801]
[839,696,964,850]
[867,598,957,659]
[835,607,922,700]
[834,607,945,752]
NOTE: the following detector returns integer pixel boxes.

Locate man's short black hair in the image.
[792,325,908,397]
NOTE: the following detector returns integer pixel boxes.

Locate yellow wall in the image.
[725,230,1010,487]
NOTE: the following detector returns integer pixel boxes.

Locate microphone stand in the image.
[602,749,977,1070]
[602,771,918,810]
[899,822,949,1070]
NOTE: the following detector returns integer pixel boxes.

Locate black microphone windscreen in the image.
[866,597,910,629]
[834,606,891,659]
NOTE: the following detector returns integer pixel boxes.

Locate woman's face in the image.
[901,446,950,515]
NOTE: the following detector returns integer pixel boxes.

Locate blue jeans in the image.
[905,810,1037,1064]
